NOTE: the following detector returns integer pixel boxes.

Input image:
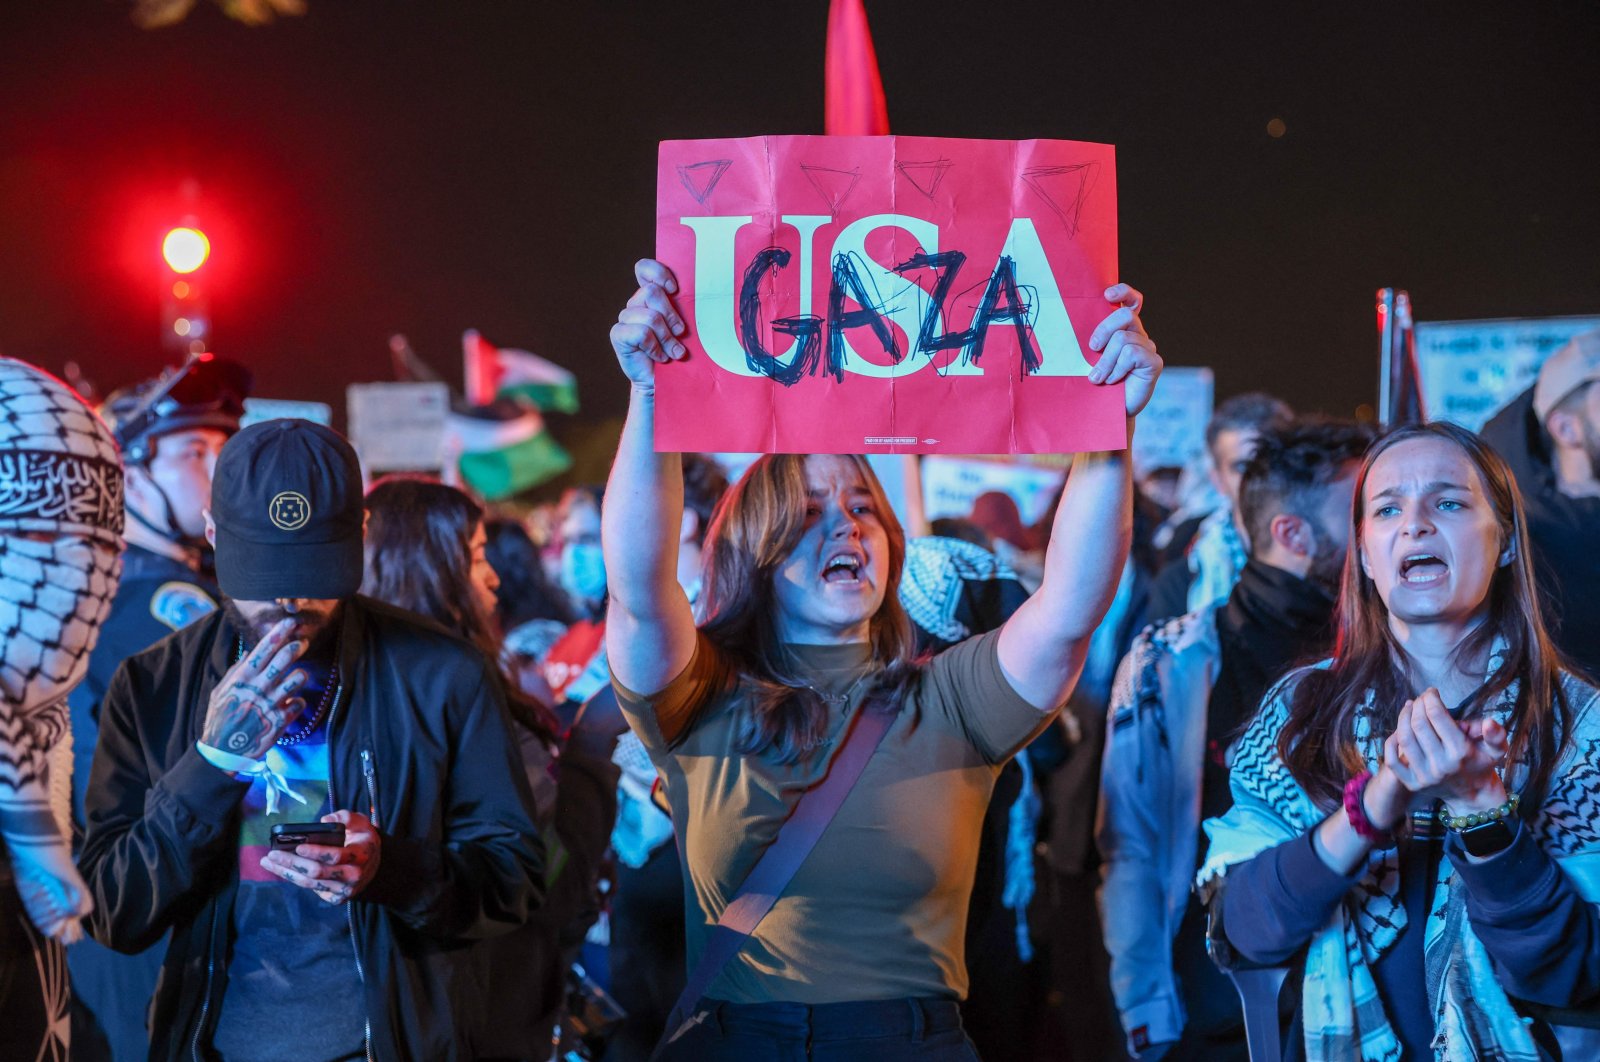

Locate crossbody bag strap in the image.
[652,703,897,1056]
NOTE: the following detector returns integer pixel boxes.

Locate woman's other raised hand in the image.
[610,259,687,393]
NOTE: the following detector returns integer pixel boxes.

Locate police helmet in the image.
[106,354,251,465]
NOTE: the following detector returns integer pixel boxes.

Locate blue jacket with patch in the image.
[69,544,218,841]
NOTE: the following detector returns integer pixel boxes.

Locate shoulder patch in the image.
[150,581,217,631]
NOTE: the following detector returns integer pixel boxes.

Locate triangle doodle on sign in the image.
[800,164,862,213]
[678,159,733,206]
[1020,164,1096,236]
[895,159,954,201]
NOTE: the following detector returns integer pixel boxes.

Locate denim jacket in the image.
[1096,605,1221,1054]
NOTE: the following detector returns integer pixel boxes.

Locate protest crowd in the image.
[6,14,1600,1044]
[3,248,1600,1062]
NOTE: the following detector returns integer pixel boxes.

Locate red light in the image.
[162,227,210,273]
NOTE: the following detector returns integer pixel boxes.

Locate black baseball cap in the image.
[211,419,364,600]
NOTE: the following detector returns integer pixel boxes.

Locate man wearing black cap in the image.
[69,355,248,1062]
[79,419,544,1062]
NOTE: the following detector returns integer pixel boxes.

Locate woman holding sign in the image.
[602,258,1161,1060]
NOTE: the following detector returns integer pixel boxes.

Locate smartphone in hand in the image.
[269,822,346,852]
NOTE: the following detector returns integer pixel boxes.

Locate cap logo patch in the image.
[269,491,312,531]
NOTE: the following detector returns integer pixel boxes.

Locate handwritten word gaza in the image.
[682,214,1093,385]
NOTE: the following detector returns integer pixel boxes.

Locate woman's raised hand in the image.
[610,259,688,393]
[1086,283,1162,417]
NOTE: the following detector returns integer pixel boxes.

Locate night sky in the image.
[3,2,1597,483]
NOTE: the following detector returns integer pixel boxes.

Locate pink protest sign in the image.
[655,136,1124,455]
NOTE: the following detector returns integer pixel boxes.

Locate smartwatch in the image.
[1458,817,1516,858]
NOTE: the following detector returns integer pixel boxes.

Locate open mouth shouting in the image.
[1399,552,1449,589]
[822,549,868,588]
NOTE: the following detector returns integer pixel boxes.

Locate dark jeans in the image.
[1035,868,1128,1061]
[604,842,687,1061]
[656,997,981,1061]
[67,934,166,1061]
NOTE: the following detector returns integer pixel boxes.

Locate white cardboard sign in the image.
[1130,366,1213,474]
[346,382,450,473]
[240,398,333,430]
[920,456,1064,526]
[1414,315,1600,432]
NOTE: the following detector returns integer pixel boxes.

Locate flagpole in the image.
[1395,291,1427,423]
[1376,287,1398,427]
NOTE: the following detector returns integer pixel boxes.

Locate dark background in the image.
[2,1,1597,481]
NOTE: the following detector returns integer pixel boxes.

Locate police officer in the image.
[66,354,248,1062]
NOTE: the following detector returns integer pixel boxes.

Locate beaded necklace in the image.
[233,634,342,746]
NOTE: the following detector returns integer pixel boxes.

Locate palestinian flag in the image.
[449,398,572,501]
[463,329,579,414]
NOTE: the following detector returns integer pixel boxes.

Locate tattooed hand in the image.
[260,809,381,904]
[200,618,308,761]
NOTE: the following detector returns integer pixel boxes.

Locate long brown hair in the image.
[363,475,559,740]
[364,476,498,656]
[697,454,919,763]
[1279,422,1574,809]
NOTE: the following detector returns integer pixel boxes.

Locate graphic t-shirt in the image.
[210,659,366,1062]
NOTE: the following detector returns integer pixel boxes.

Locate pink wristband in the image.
[1343,770,1394,846]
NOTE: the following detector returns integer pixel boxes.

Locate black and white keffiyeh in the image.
[0,357,123,759]
[900,536,1025,650]
[1200,649,1600,1061]
[0,355,124,947]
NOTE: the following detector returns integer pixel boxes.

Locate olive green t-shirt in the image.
[612,627,1052,1004]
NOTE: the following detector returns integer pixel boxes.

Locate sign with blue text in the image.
[1414,315,1600,432]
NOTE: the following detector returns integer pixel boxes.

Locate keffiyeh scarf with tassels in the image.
[1199,647,1600,1061]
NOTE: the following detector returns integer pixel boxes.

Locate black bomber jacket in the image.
[79,595,546,1062]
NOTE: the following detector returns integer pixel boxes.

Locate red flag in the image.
[462,329,503,407]
[825,0,889,135]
